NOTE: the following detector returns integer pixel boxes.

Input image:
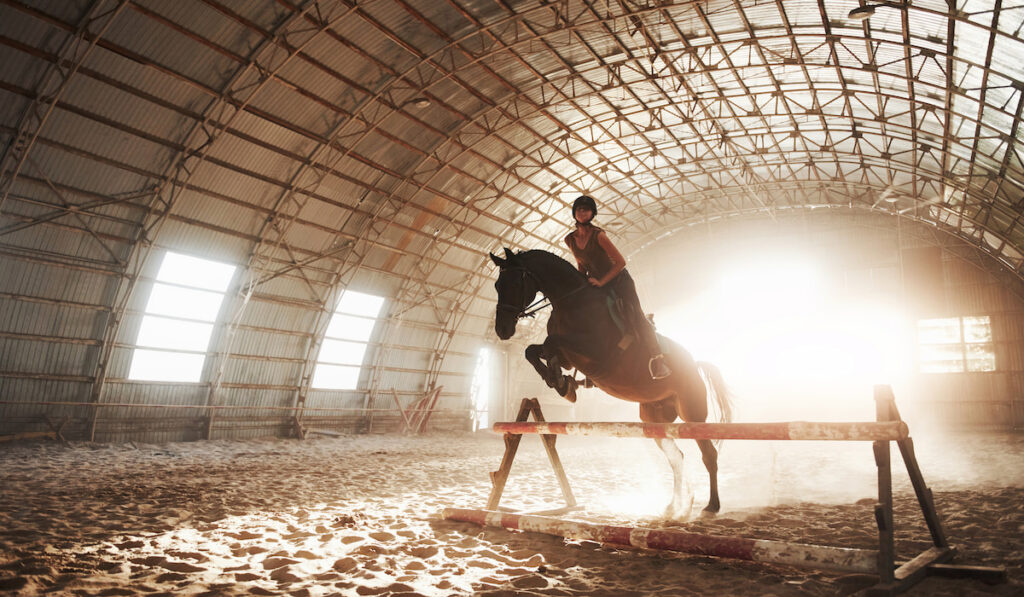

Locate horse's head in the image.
[489,247,539,340]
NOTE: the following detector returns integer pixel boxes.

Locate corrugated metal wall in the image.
[0,1,506,442]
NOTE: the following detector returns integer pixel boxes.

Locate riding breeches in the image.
[607,271,662,358]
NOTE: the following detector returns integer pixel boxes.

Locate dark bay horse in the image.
[489,248,733,518]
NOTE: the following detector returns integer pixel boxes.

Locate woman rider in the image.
[564,195,672,380]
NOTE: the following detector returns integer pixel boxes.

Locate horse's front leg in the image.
[524,344,554,384]
[696,438,720,514]
[524,342,578,402]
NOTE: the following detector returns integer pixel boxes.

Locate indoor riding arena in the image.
[1,1,1022,596]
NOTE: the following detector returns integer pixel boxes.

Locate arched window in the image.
[311,290,385,390]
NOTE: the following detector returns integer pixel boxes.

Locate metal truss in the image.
[1,0,1023,437]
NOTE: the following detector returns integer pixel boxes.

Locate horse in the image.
[489,247,733,518]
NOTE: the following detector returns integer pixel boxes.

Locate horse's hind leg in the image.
[641,401,692,520]
[696,439,719,514]
[654,438,693,520]
[673,358,720,515]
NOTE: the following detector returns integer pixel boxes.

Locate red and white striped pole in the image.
[491,421,908,442]
[443,508,879,574]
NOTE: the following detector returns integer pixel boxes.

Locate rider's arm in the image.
[592,231,626,287]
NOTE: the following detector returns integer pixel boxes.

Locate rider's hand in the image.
[588,277,602,287]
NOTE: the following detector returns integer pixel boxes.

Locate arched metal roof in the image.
[1,0,1022,438]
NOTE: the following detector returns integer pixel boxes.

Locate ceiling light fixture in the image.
[404,97,431,109]
[848,1,907,21]
[848,5,876,19]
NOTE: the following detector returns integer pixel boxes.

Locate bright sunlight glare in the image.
[656,254,912,421]
[336,290,385,317]
[158,252,236,292]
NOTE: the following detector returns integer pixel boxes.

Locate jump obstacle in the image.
[442,385,1006,596]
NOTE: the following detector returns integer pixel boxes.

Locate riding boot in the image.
[631,306,672,380]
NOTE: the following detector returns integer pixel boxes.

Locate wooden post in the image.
[42,415,69,445]
[391,388,414,433]
[869,385,964,594]
[413,385,443,433]
[876,385,948,549]
[530,399,577,512]
[487,398,576,513]
[486,398,533,510]
[872,386,896,592]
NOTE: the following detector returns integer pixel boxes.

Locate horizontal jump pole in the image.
[492,420,909,442]
[444,508,878,574]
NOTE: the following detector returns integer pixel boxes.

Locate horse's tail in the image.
[696,361,734,450]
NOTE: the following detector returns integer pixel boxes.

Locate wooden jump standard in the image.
[444,385,1006,596]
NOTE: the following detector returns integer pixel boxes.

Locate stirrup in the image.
[649,356,671,380]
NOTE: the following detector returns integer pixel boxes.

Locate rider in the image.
[564,195,672,380]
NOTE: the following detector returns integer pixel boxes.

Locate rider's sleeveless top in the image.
[565,226,616,280]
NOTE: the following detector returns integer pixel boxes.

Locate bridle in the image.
[495,267,542,320]
[496,266,588,320]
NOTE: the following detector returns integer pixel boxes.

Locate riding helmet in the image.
[572,195,597,218]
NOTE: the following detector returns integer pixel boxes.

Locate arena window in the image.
[128,252,236,382]
[311,290,385,390]
[917,316,995,373]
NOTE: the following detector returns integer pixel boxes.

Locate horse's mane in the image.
[516,249,588,284]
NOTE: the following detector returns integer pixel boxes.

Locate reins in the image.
[519,296,553,318]
[497,266,589,320]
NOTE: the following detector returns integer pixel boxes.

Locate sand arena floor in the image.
[0,428,1022,596]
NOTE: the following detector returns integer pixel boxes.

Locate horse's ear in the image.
[489,252,506,268]
[503,247,515,260]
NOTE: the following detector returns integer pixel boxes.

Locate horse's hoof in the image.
[554,376,577,402]
[663,499,695,521]
[662,507,692,522]
[699,508,718,519]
